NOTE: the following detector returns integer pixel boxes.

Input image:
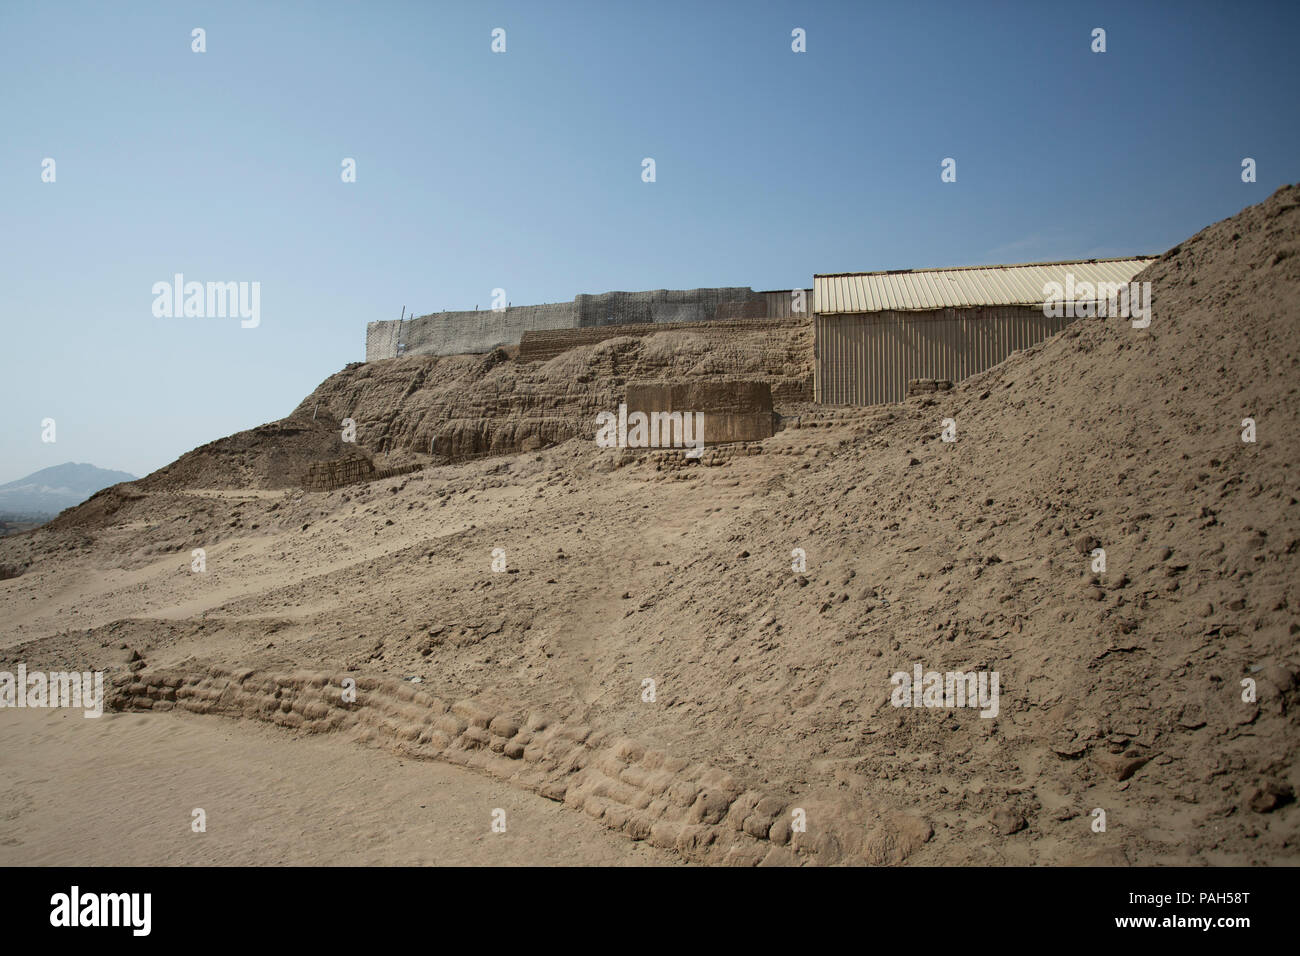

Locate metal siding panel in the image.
[859,316,868,405]
[816,316,826,403]
[813,257,1156,314]
[839,317,845,404]
[813,315,818,401]
[865,315,875,406]
[920,272,943,310]
[832,316,840,404]
[813,314,821,402]
[821,314,830,403]
[811,304,1086,407]
[862,275,878,313]
[852,316,862,406]
[823,315,832,403]
[884,315,893,405]
[857,317,865,405]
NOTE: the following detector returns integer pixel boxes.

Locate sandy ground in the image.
[0,709,676,866]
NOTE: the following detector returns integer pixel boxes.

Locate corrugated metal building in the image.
[813,257,1155,405]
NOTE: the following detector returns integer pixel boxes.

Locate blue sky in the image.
[2,0,1297,482]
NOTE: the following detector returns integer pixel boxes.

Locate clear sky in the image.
[2,0,1297,482]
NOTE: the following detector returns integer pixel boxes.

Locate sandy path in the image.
[0,710,678,866]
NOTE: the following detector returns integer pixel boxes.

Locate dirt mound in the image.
[30,415,362,537]
[587,182,1300,862]
[44,483,149,532]
[134,416,366,493]
[294,318,812,462]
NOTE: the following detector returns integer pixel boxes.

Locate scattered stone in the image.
[1245,781,1294,813]
[989,808,1026,835]
[1093,750,1151,782]
[1052,736,1089,759]
[1178,703,1206,730]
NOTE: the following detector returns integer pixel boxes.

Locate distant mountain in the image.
[0,462,137,519]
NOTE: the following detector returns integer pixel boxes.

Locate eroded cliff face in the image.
[295,317,813,464]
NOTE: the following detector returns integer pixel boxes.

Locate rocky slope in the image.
[295,317,813,463]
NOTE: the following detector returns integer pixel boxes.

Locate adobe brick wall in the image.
[519,316,807,362]
[110,664,932,865]
[519,316,813,406]
[311,312,813,468]
[302,455,424,492]
[625,381,775,444]
[906,378,954,396]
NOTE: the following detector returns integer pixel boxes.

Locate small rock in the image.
[1093,750,1150,781]
[1177,703,1206,730]
[1052,736,1089,759]
[989,808,1026,835]
[1245,781,1294,814]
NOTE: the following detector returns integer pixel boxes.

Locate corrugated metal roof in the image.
[813,257,1156,315]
